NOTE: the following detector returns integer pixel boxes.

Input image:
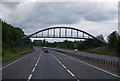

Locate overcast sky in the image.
[1,0,119,42]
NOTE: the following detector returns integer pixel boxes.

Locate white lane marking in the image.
[52,55,59,61]
[27,52,43,81]
[0,59,19,70]
[58,61,62,64]
[52,55,62,64]
[67,69,75,77]
[51,54,75,77]
[37,60,39,63]
[0,53,32,70]
[34,52,42,67]
[27,74,32,81]
[1,49,44,70]
[35,63,38,67]
[62,64,66,69]
[32,67,36,72]
[55,58,59,61]
[52,55,56,59]
[62,54,120,78]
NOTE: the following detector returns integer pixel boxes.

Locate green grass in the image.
[82,47,119,57]
[2,47,35,63]
[2,53,20,63]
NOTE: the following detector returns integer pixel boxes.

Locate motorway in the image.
[51,48,119,62]
[2,47,120,81]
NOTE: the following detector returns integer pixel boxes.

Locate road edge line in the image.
[62,54,120,78]
[0,53,32,70]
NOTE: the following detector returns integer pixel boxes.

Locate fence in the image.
[51,48,119,69]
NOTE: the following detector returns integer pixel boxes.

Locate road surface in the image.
[1,47,120,81]
[50,48,119,61]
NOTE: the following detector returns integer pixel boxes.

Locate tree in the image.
[97,34,105,41]
[94,34,106,46]
[115,35,120,56]
[107,31,118,48]
[2,21,25,48]
[77,34,105,49]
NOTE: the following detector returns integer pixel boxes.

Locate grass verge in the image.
[2,47,34,63]
[82,47,119,57]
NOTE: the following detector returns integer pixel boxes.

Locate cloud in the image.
[1,2,117,24]
[1,2,118,41]
[1,2,20,8]
[1,0,119,2]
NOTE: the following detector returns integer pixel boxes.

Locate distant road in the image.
[50,48,119,61]
[2,47,119,81]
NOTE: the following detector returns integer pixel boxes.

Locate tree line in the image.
[36,31,120,55]
[2,21,25,49]
[2,20,32,54]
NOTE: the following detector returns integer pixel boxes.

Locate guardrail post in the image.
[103,59,105,65]
[105,60,107,66]
[118,61,120,76]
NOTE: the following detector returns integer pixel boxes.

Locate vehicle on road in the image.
[42,47,49,53]
[74,49,78,52]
